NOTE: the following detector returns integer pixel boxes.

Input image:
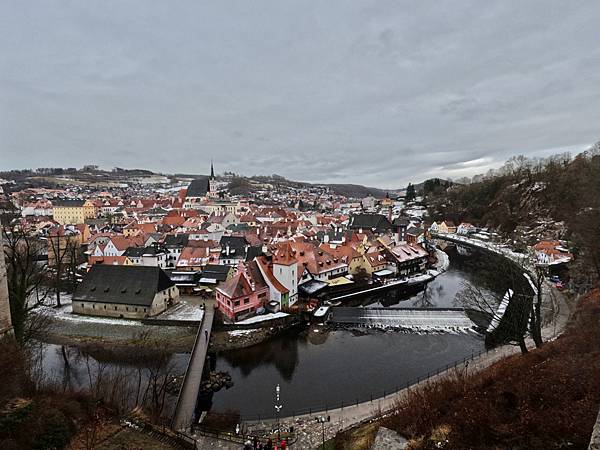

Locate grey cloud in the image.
[1,1,599,188]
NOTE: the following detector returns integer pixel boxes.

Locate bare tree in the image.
[3,226,50,343]
[523,267,545,348]
[456,253,533,354]
[136,337,178,422]
[47,227,81,307]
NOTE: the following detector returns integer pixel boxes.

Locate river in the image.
[38,246,493,420]
[206,245,490,418]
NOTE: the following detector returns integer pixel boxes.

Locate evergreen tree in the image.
[405,183,416,201]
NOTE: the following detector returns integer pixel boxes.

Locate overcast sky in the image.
[1,1,599,188]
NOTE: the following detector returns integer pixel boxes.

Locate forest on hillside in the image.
[426,143,600,286]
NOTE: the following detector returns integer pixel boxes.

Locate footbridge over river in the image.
[330,307,477,330]
[172,307,214,431]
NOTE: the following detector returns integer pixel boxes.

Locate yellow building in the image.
[52,199,96,225]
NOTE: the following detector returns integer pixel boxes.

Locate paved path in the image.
[172,307,214,431]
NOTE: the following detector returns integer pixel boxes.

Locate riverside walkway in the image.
[172,306,214,431]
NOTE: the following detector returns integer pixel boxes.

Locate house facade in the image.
[72,265,179,319]
[215,260,269,322]
[53,199,96,225]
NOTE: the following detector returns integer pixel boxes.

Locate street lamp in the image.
[274,384,282,441]
[316,415,330,449]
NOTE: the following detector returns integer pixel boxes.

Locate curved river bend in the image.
[40,246,493,419]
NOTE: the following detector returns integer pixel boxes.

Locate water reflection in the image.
[217,329,300,381]
[36,342,189,418]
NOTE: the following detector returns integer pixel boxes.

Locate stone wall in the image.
[71,288,180,319]
[0,232,13,336]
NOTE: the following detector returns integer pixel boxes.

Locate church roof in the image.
[186,177,210,198]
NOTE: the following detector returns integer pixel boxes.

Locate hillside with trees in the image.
[426,143,600,287]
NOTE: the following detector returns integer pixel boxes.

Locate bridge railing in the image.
[171,309,207,429]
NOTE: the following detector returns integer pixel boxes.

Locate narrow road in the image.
[172,306,214,431]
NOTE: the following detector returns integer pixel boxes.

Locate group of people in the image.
[243,437,287,450]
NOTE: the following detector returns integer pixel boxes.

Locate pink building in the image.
[215,260,269,322]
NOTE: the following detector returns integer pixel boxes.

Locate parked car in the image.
[549,275,560,283]
[556,281,565,290]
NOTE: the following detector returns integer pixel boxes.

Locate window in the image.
[125,307,128,311]
[114,306,118,310]
[234,300,240,307]
[81,303,84,308]
[244,298,250,304]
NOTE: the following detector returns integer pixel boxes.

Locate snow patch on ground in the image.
[33,294,203,326]
[434,248,450,272]
[156,302,204,322]
[235,312,289,325]
[28,291,73,308]
[37,304,142,326]
[228,329,255,337]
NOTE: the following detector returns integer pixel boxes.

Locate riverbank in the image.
[210,322,305,351]
[41,307,301,353]
[43,323,197,352]
[333,285,598,450]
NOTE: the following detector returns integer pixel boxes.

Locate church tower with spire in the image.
[208,160,218,197]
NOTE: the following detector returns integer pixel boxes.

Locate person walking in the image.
[205,329,208,341]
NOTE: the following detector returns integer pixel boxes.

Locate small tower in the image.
[272,242,298,306]
[393,216,410,244]
[0,232,13,337]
